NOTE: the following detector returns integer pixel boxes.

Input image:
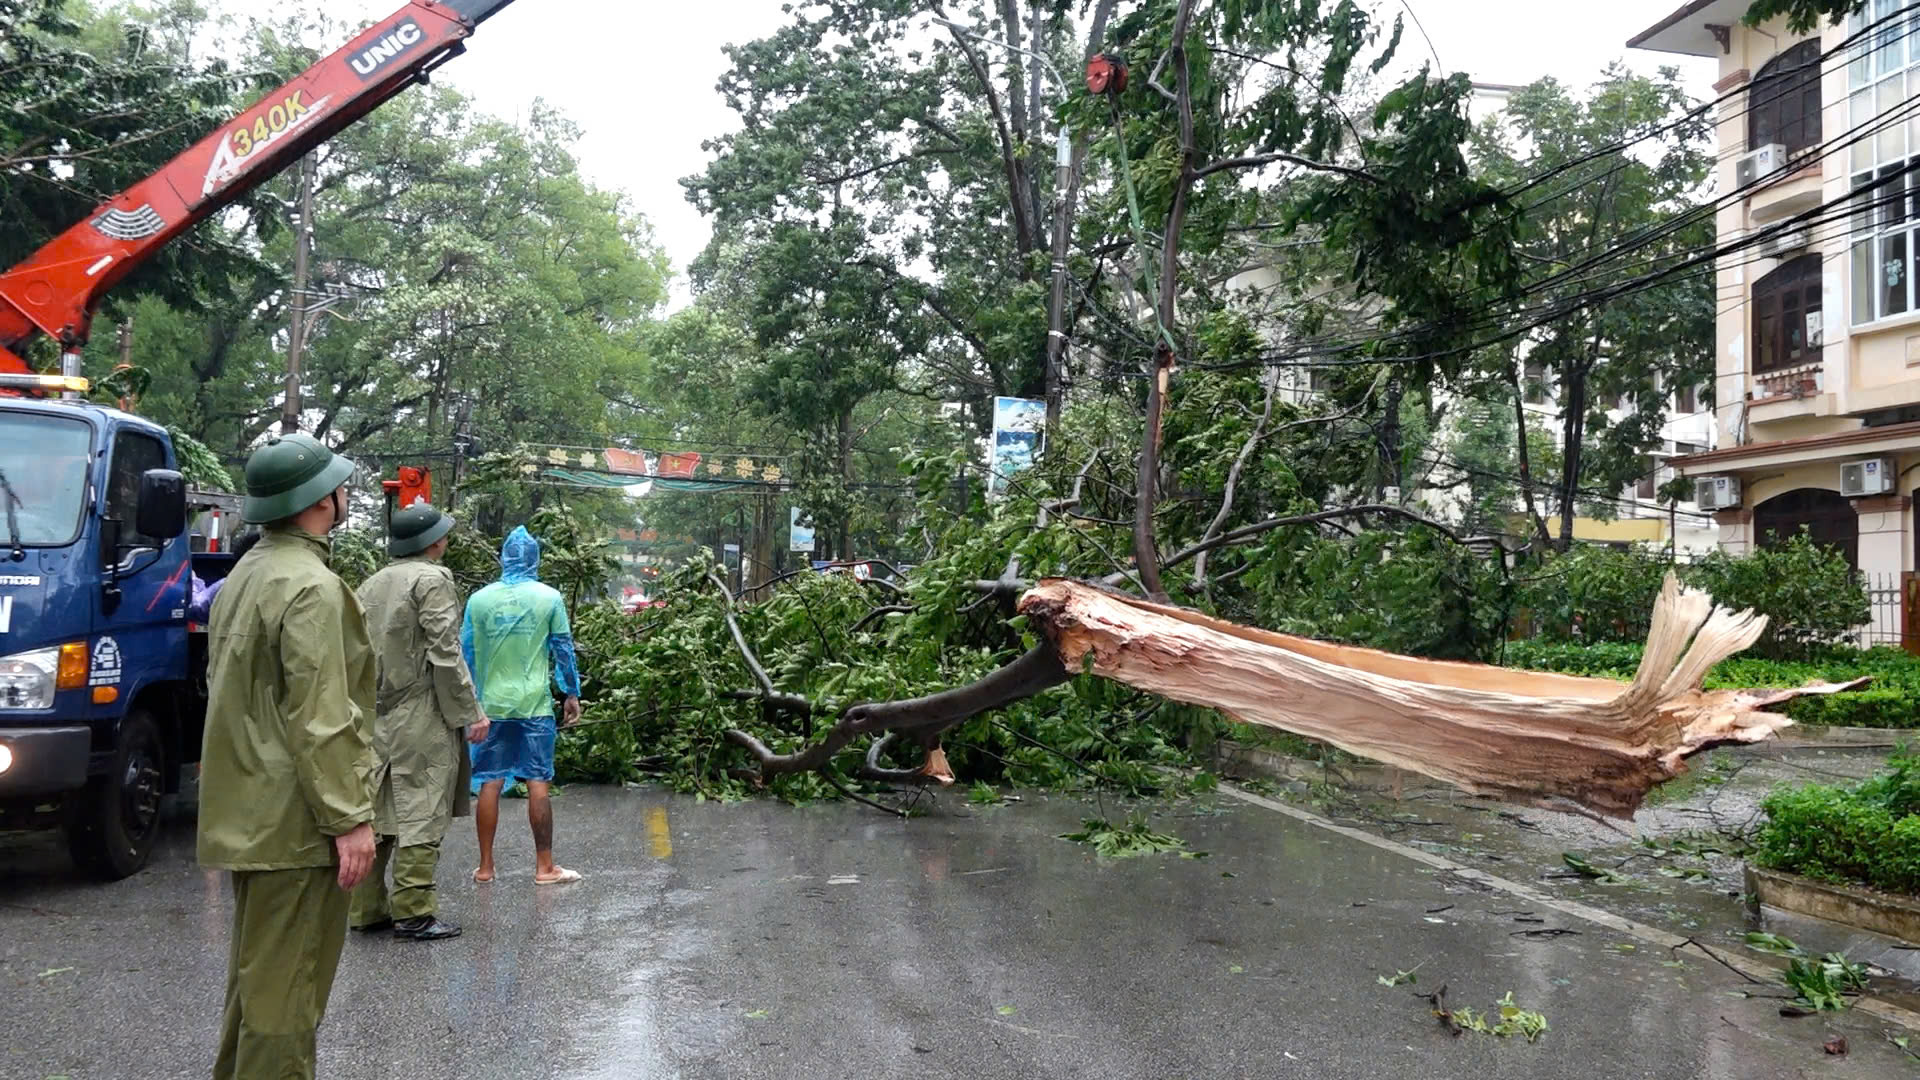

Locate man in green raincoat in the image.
[198,433,375,1080]
[349,505,490,940]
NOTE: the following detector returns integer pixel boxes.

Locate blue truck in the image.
[0,379,242,878]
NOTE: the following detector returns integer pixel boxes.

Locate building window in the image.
[1676,441,1705,456]
[1637,458,1658,500]
[1756,488,1859,569]
[1674,383,1698,414]
[1522,359,1547,405]
[1849,0,1920,325]
[1749,39,1823,156]
[1752,254,1824,373]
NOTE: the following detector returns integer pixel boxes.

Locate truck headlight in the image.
[0,648,59,710]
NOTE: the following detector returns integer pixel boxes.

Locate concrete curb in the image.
[1765,725,1913,749]
[1746,865,1920,944]
[1217,780,1920,1031]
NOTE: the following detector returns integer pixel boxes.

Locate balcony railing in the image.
[1753,363,1822,400]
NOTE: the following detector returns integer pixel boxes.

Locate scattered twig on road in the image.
[1672,937,1765,985]
[824,772,908,819]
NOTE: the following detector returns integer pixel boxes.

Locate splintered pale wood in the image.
[1017,575,1867,818]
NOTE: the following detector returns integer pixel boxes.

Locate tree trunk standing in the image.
[749,491,777,597]
[1507,361,1554,554]
[837,409,854,562]
[1135,348,1173,598]
[1025,2,1046,234]
[1133,0,1201,603]
[1557,357,1590,554]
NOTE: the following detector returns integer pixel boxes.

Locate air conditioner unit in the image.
[1840,457,1895,497]
[1736,143,1788,189]
[1695,475,1742,510]
[1758,224,1811,258]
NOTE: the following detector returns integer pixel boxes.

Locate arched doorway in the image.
[1754,488,1858,567]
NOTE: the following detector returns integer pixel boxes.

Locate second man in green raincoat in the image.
[349,505,489,940]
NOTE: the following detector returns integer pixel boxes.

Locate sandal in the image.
[534,867,583,886]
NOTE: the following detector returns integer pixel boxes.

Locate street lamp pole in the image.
[932,16,1074,429]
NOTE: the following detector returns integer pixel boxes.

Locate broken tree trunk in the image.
[1017,575,1865,819]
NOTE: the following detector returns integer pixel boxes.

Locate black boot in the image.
[393,915,462,940]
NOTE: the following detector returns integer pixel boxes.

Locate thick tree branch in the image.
[1134,0,1201,603]
[935,7,1037,256]
[709,571,814,716]
[1158,504,1473,575]
[851,604,916,632]
[807,147,961,186]
[1194,372,1280,588]
[1193,152,1380,184]
[727,644,1070,778]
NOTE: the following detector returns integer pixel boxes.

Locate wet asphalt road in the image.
[2,784,1915,1079]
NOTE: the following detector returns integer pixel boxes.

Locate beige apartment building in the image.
[1633,0,1920,643]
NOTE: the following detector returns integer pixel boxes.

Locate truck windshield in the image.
[0,411,91,546]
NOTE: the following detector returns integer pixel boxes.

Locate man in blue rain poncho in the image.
[464,527,584,885]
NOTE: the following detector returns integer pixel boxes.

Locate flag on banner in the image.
[657,452,702,479]
[603,448,650,476]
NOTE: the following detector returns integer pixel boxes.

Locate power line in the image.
[1184,96,1920,380]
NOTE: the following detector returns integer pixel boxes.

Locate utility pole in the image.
[280,153,315,435]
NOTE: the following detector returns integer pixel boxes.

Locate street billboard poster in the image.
[988,396,1045,499]
[790,506,816,552]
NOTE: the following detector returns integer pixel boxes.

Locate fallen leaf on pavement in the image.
[1824,1036,1848,1056]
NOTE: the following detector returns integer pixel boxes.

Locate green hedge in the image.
[1756,753,1920,894]
[1512,535,1869,658]
[1501,641,1920,729]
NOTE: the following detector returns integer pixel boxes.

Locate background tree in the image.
[1466,68,1713,551]
[2,0,283,362]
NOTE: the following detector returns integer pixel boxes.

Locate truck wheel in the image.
[64,710,167,880]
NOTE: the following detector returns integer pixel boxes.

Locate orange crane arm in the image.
[0,0,517,376]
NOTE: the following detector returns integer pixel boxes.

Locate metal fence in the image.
[1862,572,1907,649]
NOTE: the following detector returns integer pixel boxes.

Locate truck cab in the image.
[0,390,201,878]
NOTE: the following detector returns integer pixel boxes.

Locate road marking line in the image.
[1218,781,1920,1031]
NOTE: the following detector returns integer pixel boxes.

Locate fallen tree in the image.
[716,570,1861,819]
[1016,576,1866,818]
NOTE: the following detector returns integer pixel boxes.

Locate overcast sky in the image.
[214,0,1715,302]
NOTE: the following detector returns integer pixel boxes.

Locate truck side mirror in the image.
[137,469,187,540]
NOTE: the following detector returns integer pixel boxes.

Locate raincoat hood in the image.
[500,526,541,584]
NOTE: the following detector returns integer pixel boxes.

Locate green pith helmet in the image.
[388,505,455,557]
[241,433,356,524]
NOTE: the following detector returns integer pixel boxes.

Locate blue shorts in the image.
[470,716,556,786]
